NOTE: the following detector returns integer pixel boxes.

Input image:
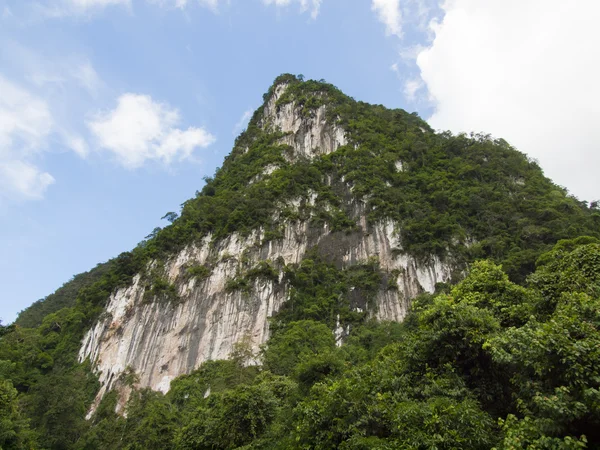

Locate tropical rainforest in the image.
[1,75,600,449]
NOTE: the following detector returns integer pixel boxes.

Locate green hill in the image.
[2,74,600,449]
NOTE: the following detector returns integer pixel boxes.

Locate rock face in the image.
[262,83,347,160]
[79,81,453,413]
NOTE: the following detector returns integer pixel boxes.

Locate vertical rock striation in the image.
[79,80,454,413]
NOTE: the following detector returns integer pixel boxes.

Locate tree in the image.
[0,378,36,450]
[124,389,176,450]
[161,212,179,223]
[487,292,600,446]
[262,320,335,376]
[175,381,280,450]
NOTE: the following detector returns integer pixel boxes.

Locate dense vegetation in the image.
[2,74,600,448]
[3,239,599,448]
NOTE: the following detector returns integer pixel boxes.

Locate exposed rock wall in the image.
[79,219,452,413]
[262,83,347,160]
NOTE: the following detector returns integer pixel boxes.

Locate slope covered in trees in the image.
[4,239,599,449]
[2,75,600,449]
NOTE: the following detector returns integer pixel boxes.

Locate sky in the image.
[1,0,598,323]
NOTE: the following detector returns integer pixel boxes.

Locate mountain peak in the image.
[228,74,350,166]
[259,76,348,160]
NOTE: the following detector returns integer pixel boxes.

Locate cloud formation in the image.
[263,0,322,19]
[36,0,130,17]
[73,61,103,96]
[38,0,221,16]
[371,0,402,38]
[0,161,55,201]
[88,93,215,169]
[147,0,219,10]
[0,75,55,201]
[414,0,600,201]
[17,0,323,19]
[232,109,253,136]
[67,0,129,6]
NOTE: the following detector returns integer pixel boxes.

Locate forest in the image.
[2,75,600,449]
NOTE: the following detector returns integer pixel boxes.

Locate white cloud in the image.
[232,109,253,136]
[398,43,426,63]
[28,73,66,87]
[147,0,214,10]
[31,0,130,18]
[73,61,103,96]
[404,0,434,33]
[372,0,438,42]
[0,46,106,202]
[36,0,221,16]
[198,0,220,10]
[0,78,52,154]
[1,40,103,162]
[0,161,55,200]
[27,59,103,97]
[372,0,402,38]
[0,75,55,201]
[64,133,89,157]
[403,78,423,102]
[263,0,322,19]
[414,0,600,201]
[4,39,103,98]
[88,93,216,168]
[63,0,130,11]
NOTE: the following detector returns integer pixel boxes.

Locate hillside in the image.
[2,74,600,449]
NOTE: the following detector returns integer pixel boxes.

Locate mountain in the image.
[2,74,600,449]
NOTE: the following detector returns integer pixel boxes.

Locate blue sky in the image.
[1,0,598,323]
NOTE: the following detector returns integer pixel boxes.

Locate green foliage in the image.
[123,389,176,450]
[528,242,600,315]
[497,414,588,450]
[486,290,600,445]
[274,252,381,330]
[75,390,125,450]
[262,320,335,376]
[294,361,497,449]
[0,378,35,449]
[168,359,259,413]
[185,264,212,281]
[15,261,113,328]
[174,380,280,449]
[337,320,405,365]
[225,276,252,294]
[450,260,537,326]
[143,276,179,303]
[245,260,279,283]
[26,365,97,449]
[226,260,281,294]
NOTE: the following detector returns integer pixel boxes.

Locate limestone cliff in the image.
[79,80,454,413]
